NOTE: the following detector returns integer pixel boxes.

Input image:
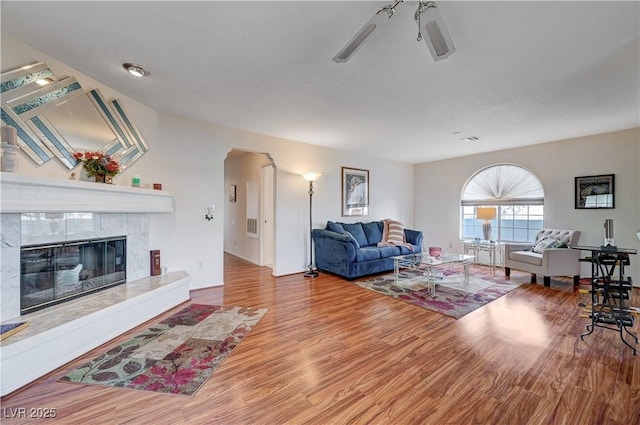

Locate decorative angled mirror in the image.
[0,62,148,170]
[110,98,148,170]
[7,76,85,167]
[0,62,58,164]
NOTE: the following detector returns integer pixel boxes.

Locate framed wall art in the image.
[575,174,614,209]
[342,167,369,216]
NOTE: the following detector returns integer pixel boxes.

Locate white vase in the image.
[1,142,19,173]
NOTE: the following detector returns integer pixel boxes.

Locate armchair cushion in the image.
[535,229,580,247]
[510,251,543,266]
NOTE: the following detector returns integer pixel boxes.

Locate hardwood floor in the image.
[2,254,639,424]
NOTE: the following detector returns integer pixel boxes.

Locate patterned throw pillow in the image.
[532,237,557,253]
[548,240,568,249]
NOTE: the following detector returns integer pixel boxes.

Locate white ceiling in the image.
[2,1,638,164]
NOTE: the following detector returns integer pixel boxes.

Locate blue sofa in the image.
[311,220,423,279]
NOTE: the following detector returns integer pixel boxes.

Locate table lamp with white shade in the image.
[476,207,497,241]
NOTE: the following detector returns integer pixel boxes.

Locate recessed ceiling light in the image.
[461,136,480,142]
[35,77,54,86]
[122,63,149,77]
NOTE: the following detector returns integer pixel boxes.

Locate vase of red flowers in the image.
[72,151,120,183]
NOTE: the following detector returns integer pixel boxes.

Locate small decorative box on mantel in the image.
[150,250,161,276]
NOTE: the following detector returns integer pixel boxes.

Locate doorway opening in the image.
[223,149,275,272]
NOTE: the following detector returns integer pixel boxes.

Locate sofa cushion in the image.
[399,245,415,255]
[356,247,382,262]
[509,250,543,266]
[362,221,383,246]
[326,221,345,234]
[378,245,402,257]
[344,231,360,249]
[341,223,368,247]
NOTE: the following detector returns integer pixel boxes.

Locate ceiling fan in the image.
[332,0,455,63]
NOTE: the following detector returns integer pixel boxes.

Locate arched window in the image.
[461,164,544,243]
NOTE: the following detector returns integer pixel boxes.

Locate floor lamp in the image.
[476,207,496,241]
[302,171,321,278]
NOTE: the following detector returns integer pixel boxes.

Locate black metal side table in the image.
[574,245,638,355]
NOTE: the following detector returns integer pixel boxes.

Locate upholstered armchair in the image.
[504,229,582,287]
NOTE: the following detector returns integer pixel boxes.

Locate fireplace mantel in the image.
[0,172,174,213]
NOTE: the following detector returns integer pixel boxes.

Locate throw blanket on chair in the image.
[378,219,414,251]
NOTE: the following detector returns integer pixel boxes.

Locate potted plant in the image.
[72,150,120,183]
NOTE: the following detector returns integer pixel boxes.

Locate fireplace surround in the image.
[1,172,192,397]
[1,172,175,322]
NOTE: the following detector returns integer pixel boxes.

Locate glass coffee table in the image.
[391,252,475,294]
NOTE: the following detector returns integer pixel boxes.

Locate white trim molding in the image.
[0,172,174,213]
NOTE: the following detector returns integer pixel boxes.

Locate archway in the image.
[223,149,276,271]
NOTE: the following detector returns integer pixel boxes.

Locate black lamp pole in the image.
[302,172,321,278]
[304,178,318,278]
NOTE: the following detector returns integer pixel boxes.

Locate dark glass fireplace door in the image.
[20,237,126,314]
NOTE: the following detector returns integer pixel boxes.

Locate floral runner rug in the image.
[59,304,268,396]
[353,269,522,319]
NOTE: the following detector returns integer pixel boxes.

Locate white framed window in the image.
[460,164,544,243]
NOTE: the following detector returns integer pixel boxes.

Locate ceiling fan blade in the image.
[415,2,455,61]
[332,7,395,63]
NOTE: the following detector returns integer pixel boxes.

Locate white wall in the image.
[148,113,415,281]
[142,113,415,284]
[2,35,415,289]
[414,128,640,285]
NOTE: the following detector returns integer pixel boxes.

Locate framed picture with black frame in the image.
[575,174,614,209]
[342,167,369,216]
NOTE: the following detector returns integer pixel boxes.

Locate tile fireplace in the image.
[0,172,175,322]
[0,173,189,397]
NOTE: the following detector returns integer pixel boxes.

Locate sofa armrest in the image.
[541,248,581,275]
[312,229,358,263]
[504,242,532,257]
[312,229,355,245]
[404,229,423,250]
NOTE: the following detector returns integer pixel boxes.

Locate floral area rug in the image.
[59,304,267,396]
[354,269,522,319]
